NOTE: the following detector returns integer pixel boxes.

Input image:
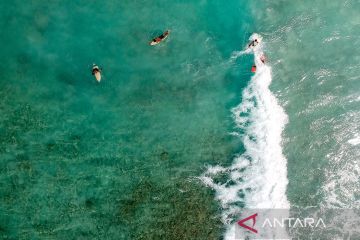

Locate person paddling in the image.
[150,30,170,45]
[92,64,102,82]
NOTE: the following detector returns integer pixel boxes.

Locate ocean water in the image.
[253,0,360,211]
[0,0,359,239]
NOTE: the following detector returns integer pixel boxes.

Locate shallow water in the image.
[0,1,253,239]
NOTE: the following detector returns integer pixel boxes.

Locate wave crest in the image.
[200,34,290,239]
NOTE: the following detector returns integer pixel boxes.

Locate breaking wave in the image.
[200,34,290,239]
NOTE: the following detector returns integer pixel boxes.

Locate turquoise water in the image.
[1,0,359,239]
[252,0,360,209]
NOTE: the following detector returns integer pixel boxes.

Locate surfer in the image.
[260,55,266,64]
[92,64,101,82]
[251,65,256,73]
[248,39,259,48]
[150,30,170,45]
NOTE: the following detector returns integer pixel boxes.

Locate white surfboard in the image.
[92,64,101,82]
[94,71,101,82]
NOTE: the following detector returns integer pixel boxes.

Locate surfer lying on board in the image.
[92,64,102,82]
[150,30,170,45]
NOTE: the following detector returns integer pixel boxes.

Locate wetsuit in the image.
[92,67,100,75]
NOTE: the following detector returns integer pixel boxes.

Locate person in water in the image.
[260,55,266,64]
[91,64,102,82]
[248,39,258,48]
[251,65,256,72]
[151,30,170,44]
[92,64,100,75]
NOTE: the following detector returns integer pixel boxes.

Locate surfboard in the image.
[149,31,170,46]
[94,71,101,82]
[92,65,101,82]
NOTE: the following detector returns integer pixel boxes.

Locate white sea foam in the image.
[348,136,360,146]
[200,34,290,239]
